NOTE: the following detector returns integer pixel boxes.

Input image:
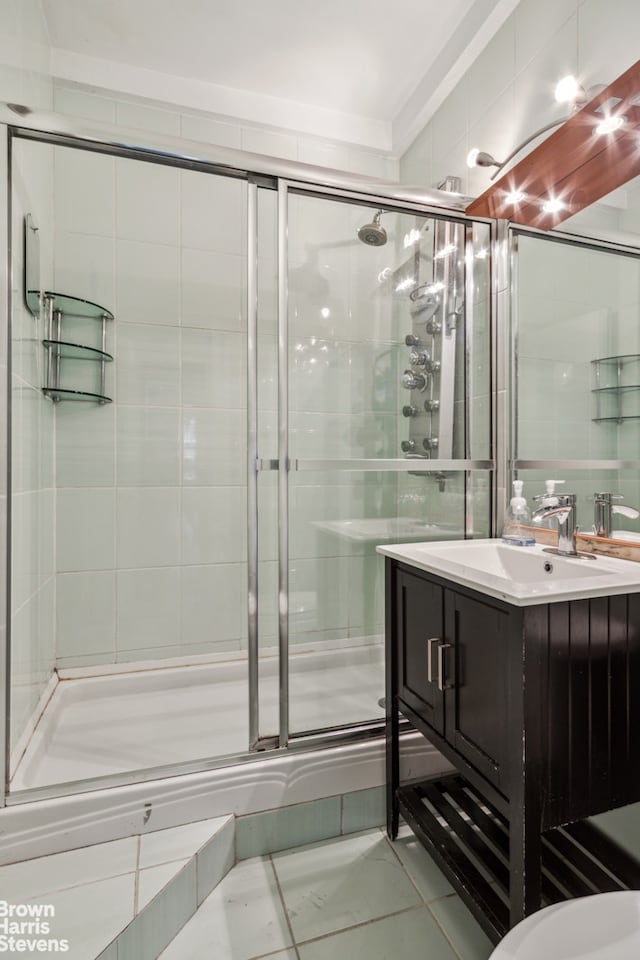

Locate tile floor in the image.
[159,826,495,960]
[0,816,232,960]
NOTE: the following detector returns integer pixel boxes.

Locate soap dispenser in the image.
[502,480,535,546]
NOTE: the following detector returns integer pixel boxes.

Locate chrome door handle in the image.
[427,638,439,682]
[438,643,452,692]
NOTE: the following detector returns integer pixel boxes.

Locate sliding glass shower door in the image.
[7,126,494,798]
[260,186,494,745]
[8,133,255,792]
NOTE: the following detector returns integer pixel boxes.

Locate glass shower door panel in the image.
[286,192,491,736]
[8,136,253,793]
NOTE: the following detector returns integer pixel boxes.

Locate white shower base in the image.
[11,642,385,792]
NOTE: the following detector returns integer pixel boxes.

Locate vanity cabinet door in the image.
[444,590,511,790]
[396,568,445,736]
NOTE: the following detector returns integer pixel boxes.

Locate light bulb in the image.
[466,148,480,169]
[542,197,565,214]
[504,190,527,204]
[595,115,625,135]
[555,75,583,104]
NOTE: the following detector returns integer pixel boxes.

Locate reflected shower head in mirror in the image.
[357,210,387,246]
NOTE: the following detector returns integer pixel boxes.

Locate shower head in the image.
[357,210,387,247]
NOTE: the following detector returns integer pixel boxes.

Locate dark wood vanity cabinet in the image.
[396,568,510,790]
[386,557,640,944]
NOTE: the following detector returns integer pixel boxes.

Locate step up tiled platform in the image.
[0,815,234,960]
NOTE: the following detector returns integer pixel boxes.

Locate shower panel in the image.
[400,185,464,469]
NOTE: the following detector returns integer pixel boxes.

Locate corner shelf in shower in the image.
[42,387,113,403]
[591,355,640,423]
[36,290,114,404]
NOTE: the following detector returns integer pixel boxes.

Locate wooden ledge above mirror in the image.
[466,59,640,230]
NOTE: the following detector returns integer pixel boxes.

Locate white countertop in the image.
[377,538,640,606]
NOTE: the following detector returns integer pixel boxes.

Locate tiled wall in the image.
[0,0,51,114]
[53,84,399,183]
[49,144,250,667]
[18,73,491,682]
[43,82,402,671]
[48,144,408,670]
[5,0,54,760]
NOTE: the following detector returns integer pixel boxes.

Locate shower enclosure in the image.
[3,123,494,802]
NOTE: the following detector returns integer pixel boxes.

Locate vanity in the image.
[379,539,640,944]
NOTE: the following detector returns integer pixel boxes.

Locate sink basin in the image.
[377,538,640,605]
[420,541,610,582]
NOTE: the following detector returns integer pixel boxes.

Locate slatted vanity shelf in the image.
[383,554,640,944]
[30,290,114,404]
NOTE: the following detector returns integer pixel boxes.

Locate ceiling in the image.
[41,0,518,153]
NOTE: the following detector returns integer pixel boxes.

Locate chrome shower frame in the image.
[0,111,499,809]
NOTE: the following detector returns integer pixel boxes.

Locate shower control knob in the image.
[424,360,441,374]
[401,440,416,453]
[426,318,442,335]
[424,399,440,413]
[402,370,427,391]
[404,334,421,347]
[423,437,439,451]
[402,405,418,418]
[409,348,430,367]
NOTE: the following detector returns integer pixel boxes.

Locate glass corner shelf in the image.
[42,387,112,404]
[592,416,640,423]
[29,289,114,320]
[39,292,115,404]
[592,355,640,423]
[43,339,113,362]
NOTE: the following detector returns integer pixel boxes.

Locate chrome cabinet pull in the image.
[438,643,452,692]
[427,637,439,682]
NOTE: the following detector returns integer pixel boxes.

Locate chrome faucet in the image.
[532,492,594,559]
[593,493,640,537]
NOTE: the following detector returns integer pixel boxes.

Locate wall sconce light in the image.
[466,148,500,170]
[466,60,640,229]
[467,76,605,182]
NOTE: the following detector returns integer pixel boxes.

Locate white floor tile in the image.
[272,831,421,942]
[0,836,137,902]
[159,857,293,960]
[34,872,136,960]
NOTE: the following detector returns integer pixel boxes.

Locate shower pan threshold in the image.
[11,642,384,792]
